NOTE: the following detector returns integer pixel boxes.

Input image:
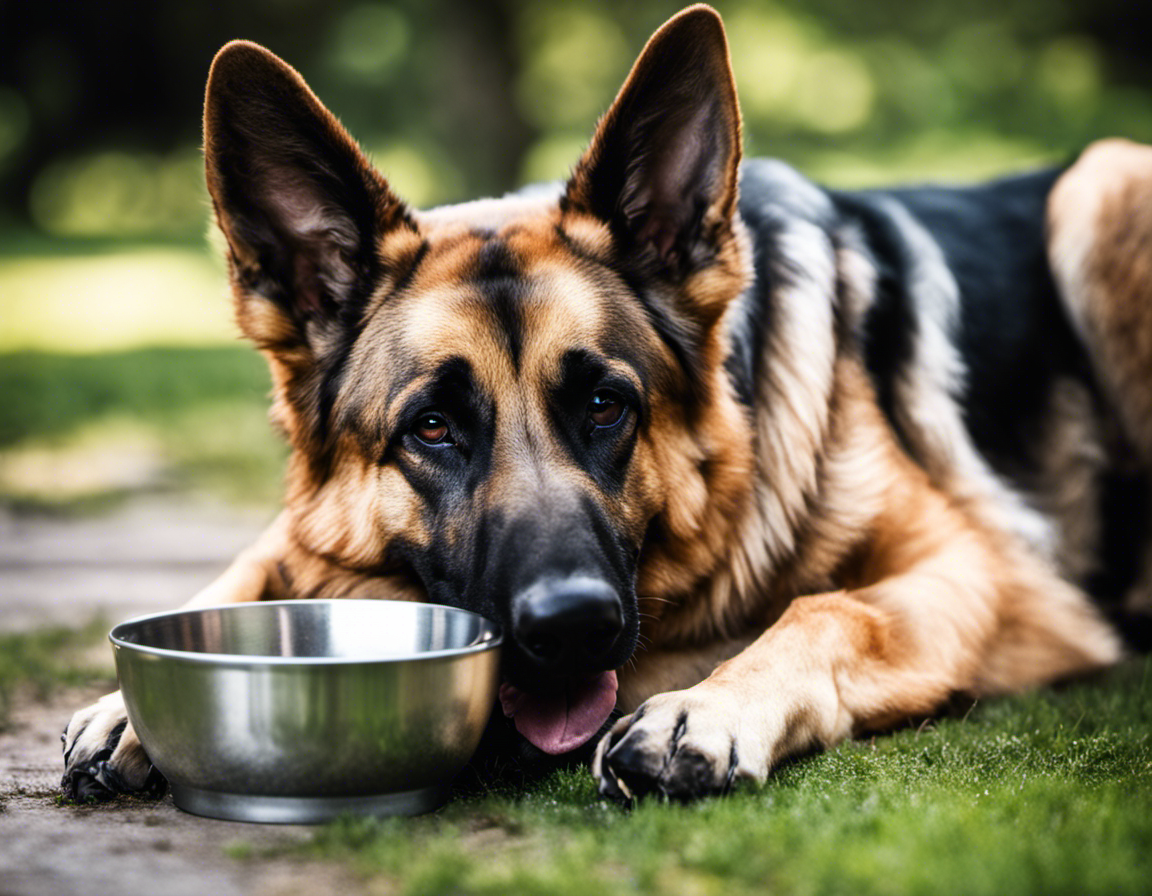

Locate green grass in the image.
[0,244,236,354]
[0,238,286,511]
[9,616,1147,893]
[0,347,270,448]
[0,347,285,510]
[283,659,1152,896]
[0,619,114,729]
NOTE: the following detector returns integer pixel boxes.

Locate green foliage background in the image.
[3,0,1152,238]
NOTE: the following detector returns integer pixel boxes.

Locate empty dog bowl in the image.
[110,600,502,823]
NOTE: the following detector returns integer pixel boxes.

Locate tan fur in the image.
[1033,377,1107,584]
[1049,137,1152,612]
[64,8,1141,803]
[610,360,1120,715]
[597,359,1119,794]
[1049,139,1152,458]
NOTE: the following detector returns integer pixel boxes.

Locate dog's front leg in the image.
[594,499,1120,802]
[61,514,290,801]
[594,590,933,801]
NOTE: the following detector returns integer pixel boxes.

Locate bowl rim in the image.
[109,599,503,666]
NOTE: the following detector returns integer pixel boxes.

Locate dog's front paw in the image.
[592,686,765,803]
[61,692,166,802]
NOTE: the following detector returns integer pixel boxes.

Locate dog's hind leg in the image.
[1049,139,1152,613]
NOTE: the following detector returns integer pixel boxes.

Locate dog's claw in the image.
[592,716,641,805]
[62,766,117,803]
[596,757,633,804]
[61,692,165,803]
[592,687,764,803]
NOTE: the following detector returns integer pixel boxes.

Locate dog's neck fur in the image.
[634,179,892,651]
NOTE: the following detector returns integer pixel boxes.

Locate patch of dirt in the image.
[0,686,370,896]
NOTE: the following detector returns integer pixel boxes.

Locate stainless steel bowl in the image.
[111,600,502,823]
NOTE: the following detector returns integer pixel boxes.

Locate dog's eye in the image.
[413,413,452,446]
[588,390,625,428]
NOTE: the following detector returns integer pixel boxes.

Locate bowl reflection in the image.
[111,599,502,823]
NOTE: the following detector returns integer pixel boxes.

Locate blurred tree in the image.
[0,0,533,223]
[2,0,1152,233]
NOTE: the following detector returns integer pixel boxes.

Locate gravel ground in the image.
[0,500,371,896]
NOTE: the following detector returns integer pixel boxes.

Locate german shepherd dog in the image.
[64,5,1150,803]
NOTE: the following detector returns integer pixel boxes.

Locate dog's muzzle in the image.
[512,575,623,676]
[498,575,625,755]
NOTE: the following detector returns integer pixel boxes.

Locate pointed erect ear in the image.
[563,5,742,280]
[204,41,414,349]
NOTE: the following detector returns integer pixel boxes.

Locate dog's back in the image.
[731,158,1150,616]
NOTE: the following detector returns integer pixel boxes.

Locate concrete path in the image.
[0,500,373,896]
[0,687,368,896]
[0,499,269,632]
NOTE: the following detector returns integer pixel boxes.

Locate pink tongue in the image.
[498,671,618,755]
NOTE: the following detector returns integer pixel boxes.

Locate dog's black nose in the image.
[512,576,623,674]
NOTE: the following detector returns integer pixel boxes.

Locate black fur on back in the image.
[731,162,1150,612]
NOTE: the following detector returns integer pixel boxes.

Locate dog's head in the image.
[204,5,752,755]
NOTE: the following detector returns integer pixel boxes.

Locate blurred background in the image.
[3,0,1152,516]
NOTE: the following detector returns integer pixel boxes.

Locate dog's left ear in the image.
[563,5,742,284]
[203,40,413,353]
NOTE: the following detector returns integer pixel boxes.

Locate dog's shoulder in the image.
[735,159,1086,464]
[728,157,1105,564]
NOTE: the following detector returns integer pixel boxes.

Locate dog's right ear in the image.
[204,41,414,353]
[563,5,742,293]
